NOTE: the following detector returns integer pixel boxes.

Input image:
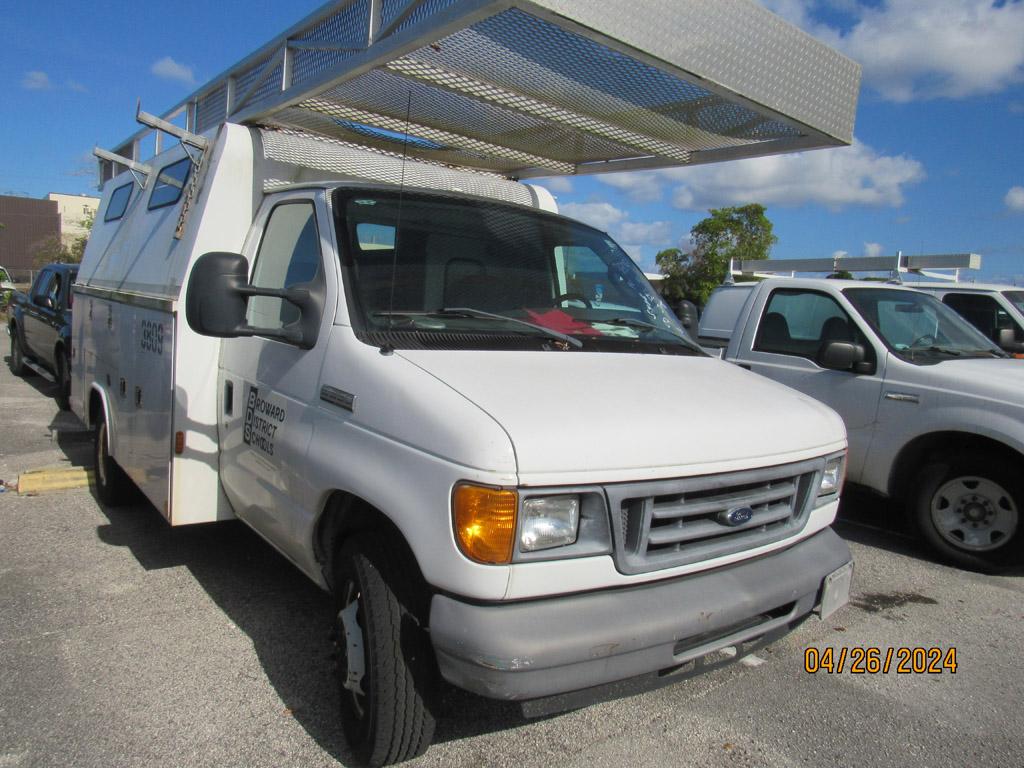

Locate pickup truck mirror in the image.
[185,251,321,349]
[35,295,54,310]
[997,328,1024,353]
[817,340,868,373]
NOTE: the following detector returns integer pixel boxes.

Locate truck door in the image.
[218,195,333,566]
[22,268,54,362]
[739,286,884,480]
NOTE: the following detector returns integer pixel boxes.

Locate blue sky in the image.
[2,0,1022,282]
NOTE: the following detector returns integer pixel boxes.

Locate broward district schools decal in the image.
[243,385,286,456]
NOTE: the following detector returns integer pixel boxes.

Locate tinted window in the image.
[31,269,54,302]
[148,158,192,210]
[943,293,1023,343]
[104,182,134,221]
[754,289,868,363]
[247,202,321,332]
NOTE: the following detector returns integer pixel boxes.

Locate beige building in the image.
[48,192,100,247]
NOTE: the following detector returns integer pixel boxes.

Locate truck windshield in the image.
[336,190,696,354]
[844,287,1004,361]
[1004,291,1024,314]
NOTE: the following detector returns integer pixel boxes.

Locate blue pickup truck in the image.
[7,263,78,410]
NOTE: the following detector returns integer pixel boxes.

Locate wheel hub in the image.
[931,476,1018,552]
[339,598,366,696]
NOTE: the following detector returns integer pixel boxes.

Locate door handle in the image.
[224,380,234,416]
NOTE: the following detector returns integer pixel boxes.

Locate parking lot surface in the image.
[2,358,1023,768]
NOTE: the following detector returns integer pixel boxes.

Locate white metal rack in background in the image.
[728,253,983,284]
[96,0,861,185]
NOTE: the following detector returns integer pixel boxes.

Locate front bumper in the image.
[430,527,851,704]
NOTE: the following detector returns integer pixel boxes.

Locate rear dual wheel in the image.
[332,535,436,767]
[93,409,132,506]
[912,456,1022,572]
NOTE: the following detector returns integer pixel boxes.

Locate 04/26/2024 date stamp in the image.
[804,647,957,674]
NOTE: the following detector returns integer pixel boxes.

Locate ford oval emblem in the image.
[718,506,754,527]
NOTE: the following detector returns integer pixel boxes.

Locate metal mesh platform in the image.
[105,0,860,181]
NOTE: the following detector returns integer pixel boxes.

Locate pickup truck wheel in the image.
[9,331,27,376]
[912,457,1022,571]
[332,536,436,767]
[93,414,131,506]
[55,349,71,411]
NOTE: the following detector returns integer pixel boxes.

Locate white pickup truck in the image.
[910,282,1024,357]
[699,277,1024,571]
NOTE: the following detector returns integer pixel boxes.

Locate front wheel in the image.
[9,330,26,376]
[912,456,1022,571]
[332,535,436,767]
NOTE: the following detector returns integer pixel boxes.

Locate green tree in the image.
[31,207,94,266]
[658,204,777,306]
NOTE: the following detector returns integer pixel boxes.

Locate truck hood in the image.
[901,357,1024,406]
[397,350,846,480]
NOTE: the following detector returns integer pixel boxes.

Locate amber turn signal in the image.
[452,484,518,564]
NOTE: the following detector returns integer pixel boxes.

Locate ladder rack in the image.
[729,253,983,283]
[98,0,860,184]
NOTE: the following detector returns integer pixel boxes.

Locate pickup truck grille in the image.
[606,458,823,575]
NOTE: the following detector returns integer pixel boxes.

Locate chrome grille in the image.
[607,458,822,575]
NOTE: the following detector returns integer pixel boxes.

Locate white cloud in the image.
[22,71,52,90]
[152,56,196,86]
[540,176,574,194]
[66,79,88,93]
[1006,186,1024,212]
[863,242,884,257]
[597,172,665,203]
[558,201,627,232]
[618,220,672,246]
[1009,101,1024,114]
[665,140,925,211]
[832,250,849,259]
[760,0,1024,102]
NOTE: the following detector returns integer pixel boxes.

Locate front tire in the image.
[332,535,436,767]
[9,330,26,376]
[912,455,1022,571]
[93,410,132,506]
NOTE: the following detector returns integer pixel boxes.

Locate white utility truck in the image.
[73,1,860,764]
[699,255,1024,572]
[910,281,1024,357]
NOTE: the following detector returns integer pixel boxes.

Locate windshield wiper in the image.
[375,308,583,349]
[910,345,961,356]
[604,317,706,355]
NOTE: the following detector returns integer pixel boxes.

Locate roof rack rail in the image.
[728,253,982,283]
[97,0,861,185]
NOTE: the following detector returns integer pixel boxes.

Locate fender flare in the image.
[88,383,118,456]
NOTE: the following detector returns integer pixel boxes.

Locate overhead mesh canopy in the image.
[108,0,860,181]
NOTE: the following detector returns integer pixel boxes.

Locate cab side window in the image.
[755,288,872,365]
[46,273,61,308]
[31,269,54,305]
[942,292,1023,343]
[247,202,321,332]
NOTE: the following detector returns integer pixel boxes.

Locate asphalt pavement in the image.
[2,352,1023,768]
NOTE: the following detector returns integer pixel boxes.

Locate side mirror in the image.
[185,251,321,348]
[817,340,867,372]
[997,328,1024,353]
[673,299,699,330]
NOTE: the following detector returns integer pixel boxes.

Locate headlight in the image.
[520,495,579,552]
[818,455,846,497]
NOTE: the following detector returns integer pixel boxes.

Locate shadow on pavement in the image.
[91,498,533,764]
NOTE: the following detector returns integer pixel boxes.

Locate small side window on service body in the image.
[148,157,192,210]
